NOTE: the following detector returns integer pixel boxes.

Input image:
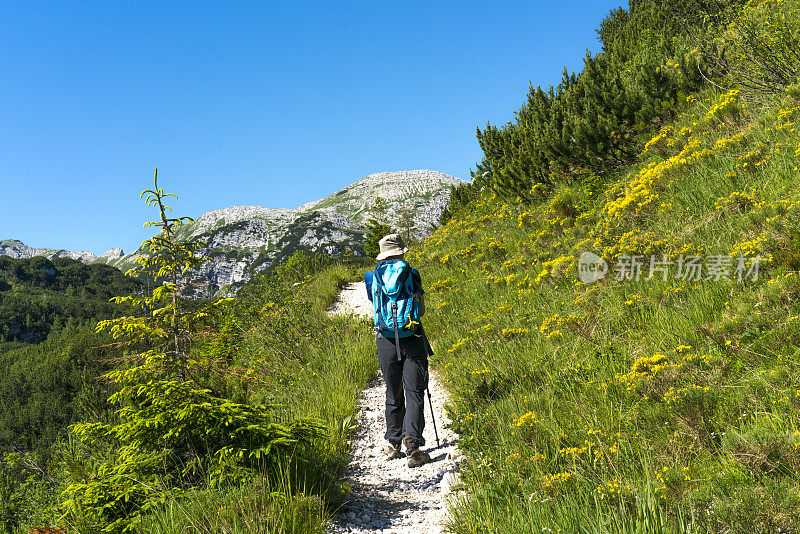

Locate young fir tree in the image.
[60,170,322,533]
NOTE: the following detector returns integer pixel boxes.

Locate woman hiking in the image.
[365,233,434,468]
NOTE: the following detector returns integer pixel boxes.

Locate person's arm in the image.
[364,271,373,302]
[417,294,425,317]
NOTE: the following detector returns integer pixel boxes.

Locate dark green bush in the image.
[473,0,718,201]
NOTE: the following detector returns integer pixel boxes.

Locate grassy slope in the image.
[410,87,800,532]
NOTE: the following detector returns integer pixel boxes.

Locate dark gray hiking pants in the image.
[377,332,431,449]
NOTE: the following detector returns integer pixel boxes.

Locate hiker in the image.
[365,233,434,468]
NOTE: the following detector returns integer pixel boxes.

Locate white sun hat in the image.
[376,233,409,261]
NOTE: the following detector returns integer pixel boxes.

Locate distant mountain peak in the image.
[3,169,466,292]
[298,170,463,211]
[0,239,99,263]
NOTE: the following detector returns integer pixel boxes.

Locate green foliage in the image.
[440,180,484,225]
[52,174,375,533]
[364,221,393,260]
[0,255,137,532]
[397,203,416,244]
[584,491,700,533]
[0,452,59,533]
[687,0,800,94]
[0,322,114,462]
[0,255,139,344]
[228,252,375,416]
[61,383,323,533]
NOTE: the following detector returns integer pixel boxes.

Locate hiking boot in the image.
[407,448,431,468]
[402,435,425,450]
[384,441,405,460]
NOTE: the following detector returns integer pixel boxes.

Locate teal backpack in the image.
[365,259,422,360]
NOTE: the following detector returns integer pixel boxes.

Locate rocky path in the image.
[327,281,375,318]
[326,282,462,534]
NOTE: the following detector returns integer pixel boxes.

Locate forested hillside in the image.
[0,256,139,346]
[0,258,141,529]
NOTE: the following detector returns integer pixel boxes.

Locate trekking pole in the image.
[426,384,440,448]
[420,330,440,448]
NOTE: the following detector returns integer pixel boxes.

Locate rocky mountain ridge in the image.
[2,170,465,292]
[0,240,125,264]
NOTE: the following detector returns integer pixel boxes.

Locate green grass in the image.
[408,85,800,532]
[140,467,327,534]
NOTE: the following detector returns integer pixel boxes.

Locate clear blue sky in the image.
[1,0,623,255]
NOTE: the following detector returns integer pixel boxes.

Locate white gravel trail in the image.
[326,282,463,534]
[327,281,375,318]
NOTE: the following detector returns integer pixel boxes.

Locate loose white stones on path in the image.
[326,282,463,534]
[327,281,374,318]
